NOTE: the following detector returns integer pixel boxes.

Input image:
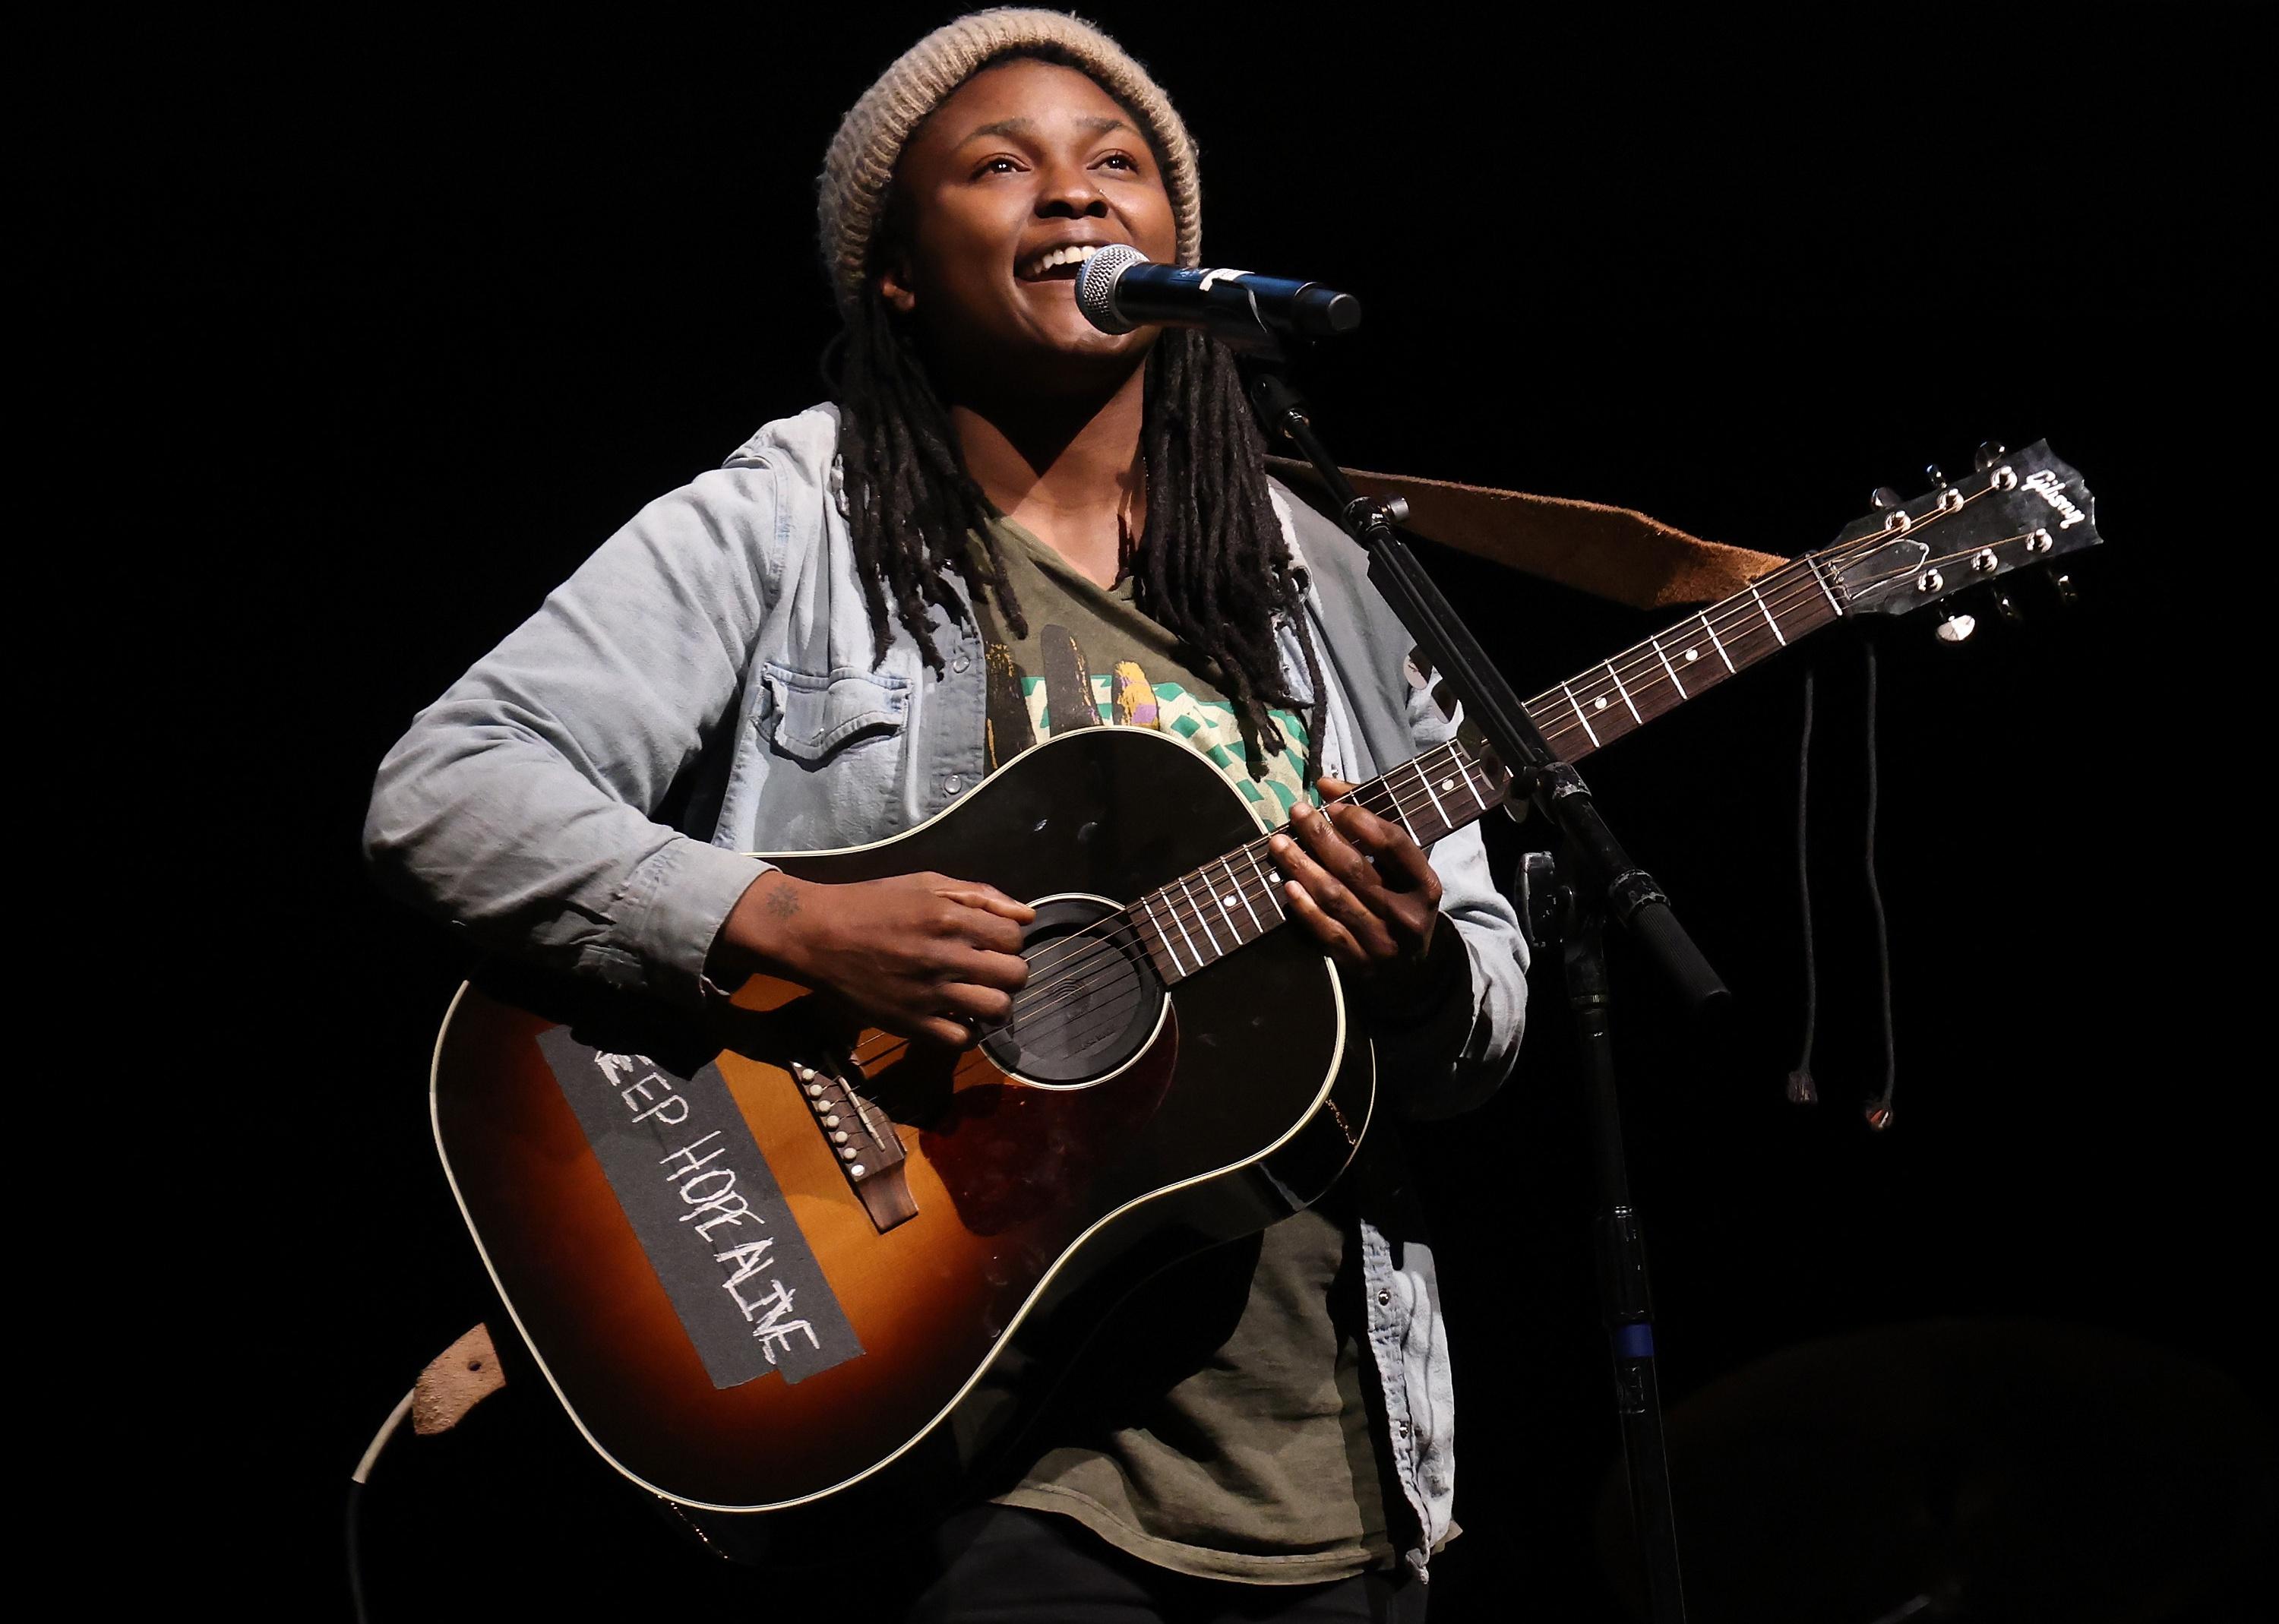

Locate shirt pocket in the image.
[757,662,909,764]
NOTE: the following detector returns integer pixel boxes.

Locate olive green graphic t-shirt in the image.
[971,516,1400,1584]
[970,517,1318,824]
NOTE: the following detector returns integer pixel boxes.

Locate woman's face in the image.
[879,58,1181,397]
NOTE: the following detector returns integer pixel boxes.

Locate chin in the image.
[1004,318,1152,386]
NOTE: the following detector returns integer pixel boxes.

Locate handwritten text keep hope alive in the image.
[594,1051,820,1366]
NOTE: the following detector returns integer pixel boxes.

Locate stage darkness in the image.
[150,8,2265,1619]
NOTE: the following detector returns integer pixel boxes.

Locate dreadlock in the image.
[828,283,1328,785]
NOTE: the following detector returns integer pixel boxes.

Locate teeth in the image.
[1026,244,1104,276]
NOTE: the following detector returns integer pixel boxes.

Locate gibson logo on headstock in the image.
[2024,469,2088,529]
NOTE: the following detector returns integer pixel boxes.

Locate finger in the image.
[1323,801,1440,899]
[1278,873,1367,966]
[937,979,1016,1025]
[952,908,1029,956]
[873,1006,977,1050]
[1310,777,1418,858]
[1374,832,1442,902]
[1269,829,1398,959]
[1376,890,1440,958]
[948,946,1031,992]
[1320,798,1407,858]
[916,1015,975,1048]
[1287,800,1378,892]
[939,880,1037,924]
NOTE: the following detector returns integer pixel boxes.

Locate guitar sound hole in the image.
[981,895,1166,1088]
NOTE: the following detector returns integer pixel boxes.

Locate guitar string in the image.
[960,539,1906,1039]
[998,735,1477,996]
[998,740,1479,1019]
[848,747,1477,1065]
[1569,481,2023,708]
[1522,507,2036,756]
[844,746,1484,1070]
[1000,501,1968,1000]
[849,520,1984,1074]
[1522,501,2006,743]
[847,490,2048,1068]
[1001,540,1864,1016]
[1020,736,1472,987]
[996,499,2034,1040]
[966,552,1855,1043]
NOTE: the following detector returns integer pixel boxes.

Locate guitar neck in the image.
[1522,551,1843,762]
[1127,553,1842,986]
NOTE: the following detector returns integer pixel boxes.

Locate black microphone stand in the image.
[1247,362,1719,1624]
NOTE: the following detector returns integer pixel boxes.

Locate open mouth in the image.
[1016,242,1112,283]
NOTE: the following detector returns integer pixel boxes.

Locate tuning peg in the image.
[1973,441,2009,472]
[2049,571,2079,610]
[1869,485,1901,510]
[1924,463,1949,488]
[1935,611,1977,644]
[1993,589,2024,625]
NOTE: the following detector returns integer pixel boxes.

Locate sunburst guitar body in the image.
[431,727,1376,1540]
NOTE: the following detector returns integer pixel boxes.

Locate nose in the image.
[1036,160,1109,222]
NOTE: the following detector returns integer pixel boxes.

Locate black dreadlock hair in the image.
[823,51,1327,784]
[828,289,1327,785]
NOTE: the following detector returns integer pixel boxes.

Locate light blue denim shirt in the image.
[365,403,1528,1580]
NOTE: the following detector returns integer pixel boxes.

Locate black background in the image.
[153,6,2264,1618]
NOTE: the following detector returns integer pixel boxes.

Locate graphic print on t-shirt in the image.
[981,619,1316,824]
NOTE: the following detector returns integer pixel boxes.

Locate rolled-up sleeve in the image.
[362,462,783,1007]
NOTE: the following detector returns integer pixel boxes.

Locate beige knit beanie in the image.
[818,8,1202,313]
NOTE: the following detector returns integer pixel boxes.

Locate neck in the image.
[944,359,1149,584]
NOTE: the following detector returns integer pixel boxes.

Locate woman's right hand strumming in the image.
[710,869,1035,1049]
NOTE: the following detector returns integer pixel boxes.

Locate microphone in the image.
[1076,245,1362,343]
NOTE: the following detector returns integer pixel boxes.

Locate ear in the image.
[875,244,918,317]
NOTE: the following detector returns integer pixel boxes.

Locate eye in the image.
[1098,152,1142,172]
[974,155,1025,178]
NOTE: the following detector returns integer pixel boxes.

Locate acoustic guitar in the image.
[428,442,2100,1531]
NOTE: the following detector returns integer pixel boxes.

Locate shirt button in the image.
[953,654,971,673]
[1398,1421,1411,1437]
[1377,1290,1392,1307]
[943,775,963,795]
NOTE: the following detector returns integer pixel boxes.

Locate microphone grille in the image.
[1076,245,1148,334]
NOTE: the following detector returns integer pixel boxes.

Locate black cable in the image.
[1861,638,1897,1131]
[1787,666,1819,1106]
[347,1388,414,1622]
[346,1481,372,1624]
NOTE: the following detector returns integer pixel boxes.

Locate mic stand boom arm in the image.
[1248,371,1727,1015]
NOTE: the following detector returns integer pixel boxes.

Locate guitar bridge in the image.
[790,1057,917,1233]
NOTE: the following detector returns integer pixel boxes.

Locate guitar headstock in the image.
[1816,441,2102,621]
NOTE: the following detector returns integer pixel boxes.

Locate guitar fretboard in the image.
[1121,552,1844,986]
[1129,738,1502,984]
[1522,552,1842,761]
